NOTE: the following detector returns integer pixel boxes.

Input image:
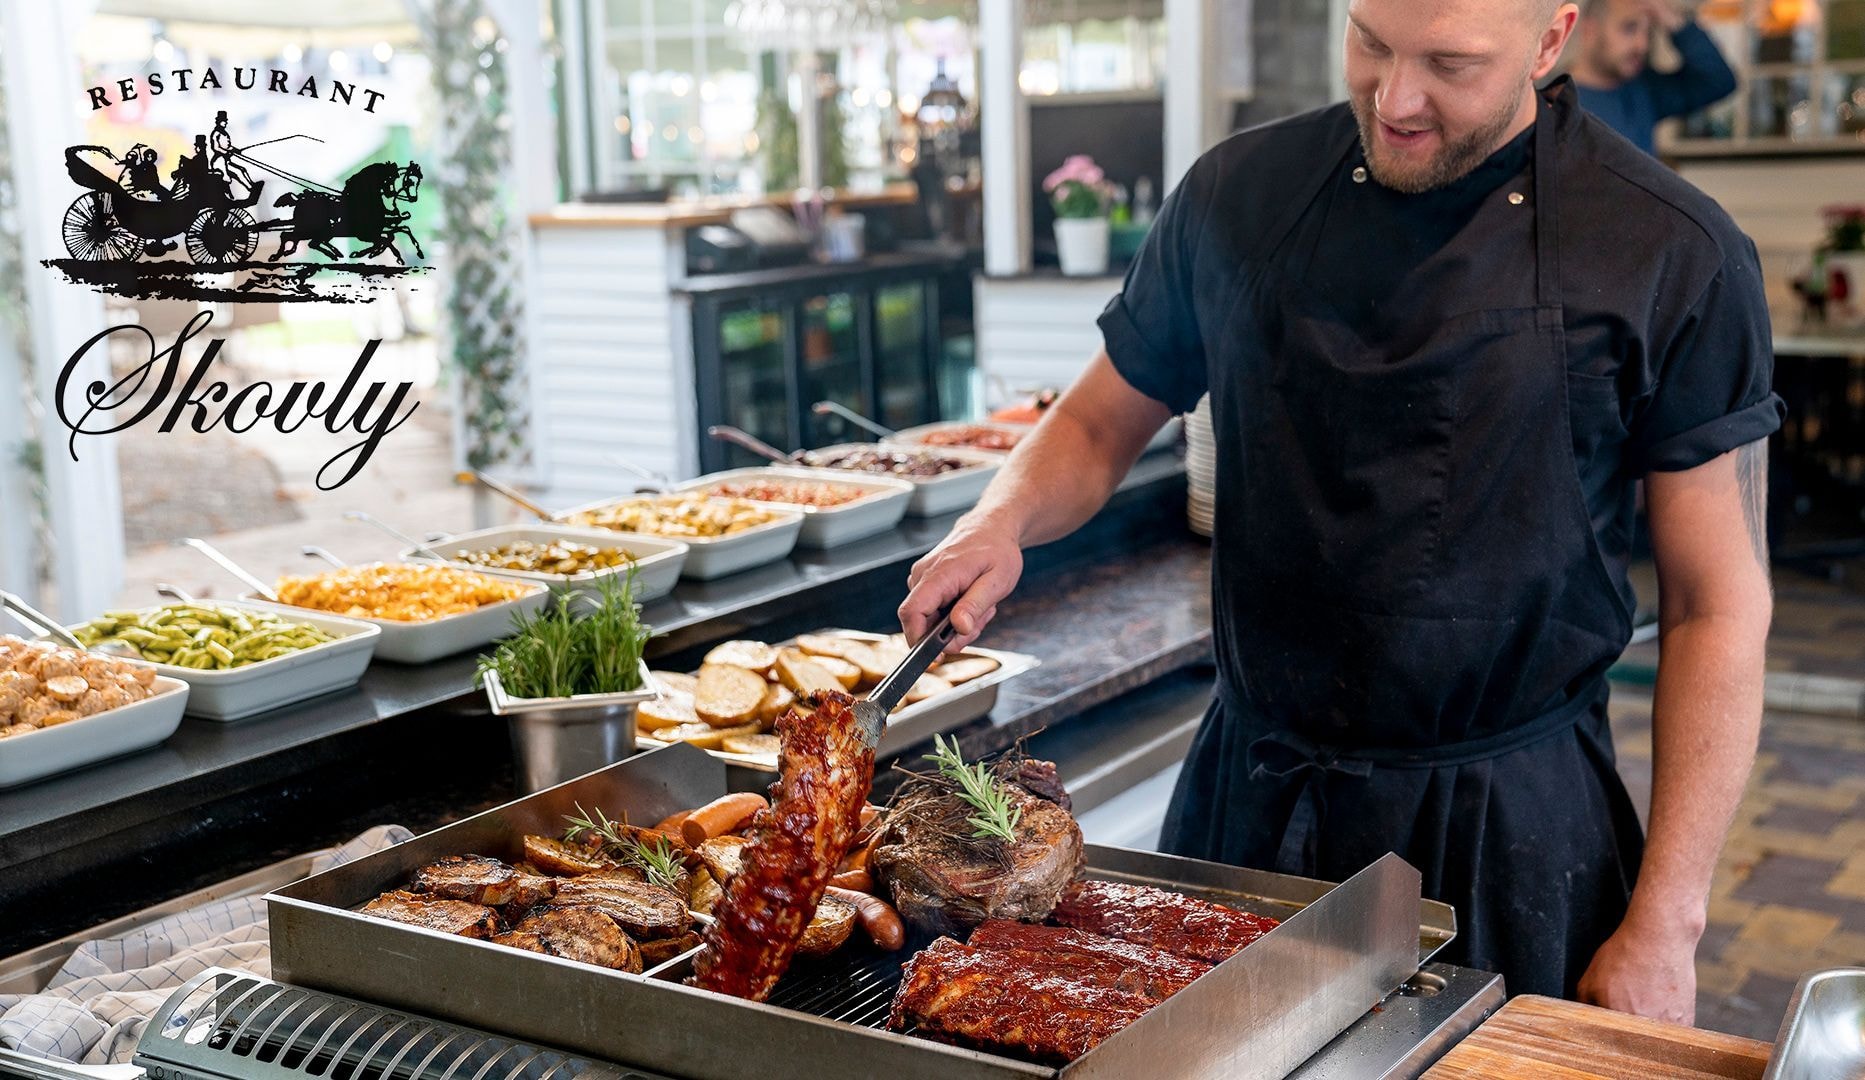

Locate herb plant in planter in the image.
[478,570,660,791]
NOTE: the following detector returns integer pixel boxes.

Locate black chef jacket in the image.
[1095,82,1785,995]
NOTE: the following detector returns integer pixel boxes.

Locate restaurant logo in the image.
[45,107,425,304]
[40,68,422,490]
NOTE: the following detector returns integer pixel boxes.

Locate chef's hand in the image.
[1576,910,1699,1025]
[899,514,1023,652]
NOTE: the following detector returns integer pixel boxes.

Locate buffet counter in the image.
[0,452,1199,954]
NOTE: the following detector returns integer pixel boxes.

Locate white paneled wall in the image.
[529,225,701,506]
[1677,157,1865,319]
[973,276,1123,397]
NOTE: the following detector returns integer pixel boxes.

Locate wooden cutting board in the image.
[1424,995,1773,1079]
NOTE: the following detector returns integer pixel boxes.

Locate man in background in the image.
[1571,0,1737,153]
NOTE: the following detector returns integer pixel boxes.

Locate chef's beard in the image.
[1350,81,1526,194]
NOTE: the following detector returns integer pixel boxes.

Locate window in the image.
[1668,0,1865,152]
[593,0,758,193]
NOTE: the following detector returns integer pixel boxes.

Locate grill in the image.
[133,968,660,1080]
[269,744,1464,1080]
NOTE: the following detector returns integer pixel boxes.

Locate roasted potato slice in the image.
[810,655,862,690]
[703,640,779,674]
[697,834,751,883]
[650,670,699,697]
[930,655,999,685]
[688,867,723,915]
[638,693,699,733]
[775,649,843,697]
[844,642,892,684]
[521,835,619,877]
[722,732,781,756]
[696,662,766,726]
[755,681,795,723]
[639,931,704,967]
[796,892,859,956]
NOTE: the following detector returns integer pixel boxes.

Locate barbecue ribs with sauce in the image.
[691,689,874,1000]
[888,936,1154,1064]
[1051,879,1280,964]
[966,919,1211,1000]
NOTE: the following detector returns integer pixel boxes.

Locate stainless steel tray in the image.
[1764,967,1865,1080]
[270,744,1458,1080]
[632,630,1039,771]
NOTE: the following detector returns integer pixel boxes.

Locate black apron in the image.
[1160,88,1646,998]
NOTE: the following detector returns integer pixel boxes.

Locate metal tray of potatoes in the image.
[635,629,1039,771]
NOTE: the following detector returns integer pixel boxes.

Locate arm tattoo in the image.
[1736,439,1768,568]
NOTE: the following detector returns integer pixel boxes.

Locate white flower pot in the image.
[1055,217,1110,276]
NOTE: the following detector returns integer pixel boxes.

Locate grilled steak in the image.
[410,855,547,907]
[692,689,874,1001]
[873,760,1084,936]
[360,891,500,939]
[888,936,1152,1064]
[966,920,1211,1000]
[552,871,689,939]
[504,905,643,971]
[1051,880,1279,964]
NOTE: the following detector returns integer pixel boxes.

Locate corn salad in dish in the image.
[276,563,533,622]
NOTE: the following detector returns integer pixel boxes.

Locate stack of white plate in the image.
[1185,394,1216,538]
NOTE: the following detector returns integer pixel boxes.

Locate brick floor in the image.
[1609,689,1865,1042]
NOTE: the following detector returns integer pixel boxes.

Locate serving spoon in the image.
[178,538,279,601]
[0,591,139,657]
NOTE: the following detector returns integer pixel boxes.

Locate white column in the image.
[1164,0,1216,189]
[979,0,1030,276]
[795,52,823,191]
[2,1,122,617]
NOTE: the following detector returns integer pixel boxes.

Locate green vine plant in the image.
[410,0,532,474]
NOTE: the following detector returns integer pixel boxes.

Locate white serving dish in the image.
[675,467,912,550]
[886,420,1031,456]
[635,629,1039,771]
[403,525,688,605]
[243,576,551,665]
[0,675,189,789]
[799,443,1003,518]
[66,601,381,722]
[557,497,803,581]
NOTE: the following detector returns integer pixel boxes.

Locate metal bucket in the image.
[483,664,659,792]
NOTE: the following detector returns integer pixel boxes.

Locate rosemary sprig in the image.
[476,567,649,699]
[561,802,683,890]
[924,734,1022,843]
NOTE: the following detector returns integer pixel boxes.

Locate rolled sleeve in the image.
[1629,242,1785,473]
[1096,168,1211,416]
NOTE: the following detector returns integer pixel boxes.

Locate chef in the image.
[899,0,1782,1019]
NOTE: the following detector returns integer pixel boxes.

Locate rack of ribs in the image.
[887,936,1156,1064]
[690,689,874,1001]
[1051,879,1280,964]
[965,919,1212,1000]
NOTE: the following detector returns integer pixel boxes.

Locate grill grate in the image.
[134,968,669,1080]
[758,939,924,1034]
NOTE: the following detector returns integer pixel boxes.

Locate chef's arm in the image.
[899,352,1170,646]
[1632,439,1771,939]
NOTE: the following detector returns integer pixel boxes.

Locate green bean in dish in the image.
[73,604,338,669]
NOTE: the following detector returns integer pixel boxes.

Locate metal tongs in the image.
[850,612,957,748]
[455,470,568,523]
[178,538,279,601]
[0,590,130,654]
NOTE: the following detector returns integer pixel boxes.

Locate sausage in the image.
[839,843,871,873]
[653,808,694,833]
[681,792,769,846]
[825,886,905,950]
[829,868,873,891]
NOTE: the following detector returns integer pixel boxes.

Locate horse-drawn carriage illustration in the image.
[59,125,424,269]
